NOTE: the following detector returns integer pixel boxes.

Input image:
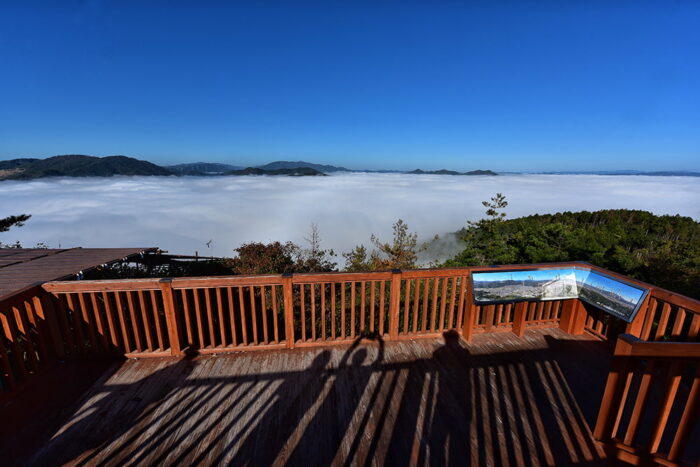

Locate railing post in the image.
[389,269,402,340]
[283,273,295,348]
[594,335,635,440]
[159,279,182,356]
[625,293,651,338]
[512,301,527,337]
[559,299,586,335]
[462,271,475,342]
[34,292,65,360]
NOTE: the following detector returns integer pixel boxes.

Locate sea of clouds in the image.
[1,173,698,265]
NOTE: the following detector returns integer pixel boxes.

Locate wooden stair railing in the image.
[594,335,700,466]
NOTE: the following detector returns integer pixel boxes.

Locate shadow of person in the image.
[216,349,333,466]
[286,334,385,466]
[387,330,473,466]
[29,351,199,466]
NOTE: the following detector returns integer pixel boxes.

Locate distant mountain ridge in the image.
[226,167,327,176]
[167,162,242,175]
[256,161,350,172]
[0,155,172,180]
[408,169,498,176]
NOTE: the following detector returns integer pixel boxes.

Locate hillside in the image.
[0,155,173,180]
[226,167,327,176]
[257,161,350,172]
[408,169,498,175]
[167,162,242,175]
[444,209,700,299]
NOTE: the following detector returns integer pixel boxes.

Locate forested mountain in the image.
[226,167,327,176]
[407,169,498,175]
[0,155,173,180]
[444,209,700,299]
[257,161,350,172]
[167,162,242,175]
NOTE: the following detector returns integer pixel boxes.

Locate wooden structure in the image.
[1,262,698,465]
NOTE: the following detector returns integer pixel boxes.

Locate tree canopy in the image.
[444,206,700,299]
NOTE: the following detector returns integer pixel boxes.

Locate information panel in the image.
[472,267,648,323]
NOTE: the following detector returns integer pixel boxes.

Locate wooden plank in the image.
[261,286,269,344]
[447,277,457,329]
[114,292,132,353]
[389,272,401,339]
[159,279,181,356]
[237,287,248,346]
[648,361,683,454]
[204,288,216,347]
[331,283,336,340]
[411,279,420,333]
[340,282,346,339]
[282,275,294,348]
[300,284,306,342]
[438,276,448,331]
[271,285,279,344]
[78,292,100,353]
[320,284,326,340]
[215,288,226,347]
[379,281,386,335]
[137,291,154,352]
[180,289,194,347]
[654,302,672,341]
[100,292,119,351]
[89,293,109,353]
[193,289,206,348]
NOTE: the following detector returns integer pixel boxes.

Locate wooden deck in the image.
[6,328,620,466]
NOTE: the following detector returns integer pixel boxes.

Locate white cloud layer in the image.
[1,174,698,264]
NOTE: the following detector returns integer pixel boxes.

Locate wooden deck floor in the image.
[8,328,621,466]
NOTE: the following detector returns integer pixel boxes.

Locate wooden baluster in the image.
[89,292,109,352]
[350,282,356,338]
[389,270,401,340]
[0,327,16,390]
[512,302,527,338]
[227,287,238,346]
[204,288,216,347]
[640,298,657,340]
[448,277,458,329]
[421,277,430,332]
[1,308,28,378]
[331,283,336,340]
[271,285,279,344]
[55,295,75,355]
[667,366,700,461]
[237,287,248,346]
[100,292,119,352]
[411,279,420,333]
[670,308,686,340]
[654,302,672,341]
[67,293,87,354]
[369,281,376,333]
[216,288,227,348]
[194,289,206,348]
[438,277,448,331]
[282,273,294,348]
[23,299,48,364]
[13,304,39,370]
[261,286,269,344]
[78,292,100,353]
[402,279,410,334]
[159,279,181,356]
[462,273,476,342]
[180,289,195,348]
[249,286,258,346]
[623,361,656,445]
[310,284,316,341]
[379,281,386,335]
[136,291,154,352]
[648,361,683,454]
[361,281,367,333]
[340,282,346,339]
[320,284,326,340]
[594,337,634,440]
[456,277,466,331]
[430,278,439,331]
[37,294,65,360]
[114,292,133,353]
[300,284,306,342]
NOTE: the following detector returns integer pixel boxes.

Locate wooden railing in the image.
[3,262,700,463]
[594,335,700,465]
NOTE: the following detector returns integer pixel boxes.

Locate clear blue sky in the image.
[1,2,698,171]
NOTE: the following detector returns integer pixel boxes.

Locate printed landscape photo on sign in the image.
[575,269,648,323]
[472,268,578,303]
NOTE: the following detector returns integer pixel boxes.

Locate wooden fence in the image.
[2,262,700,464]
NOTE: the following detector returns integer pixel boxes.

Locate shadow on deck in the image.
[4,328,621,466]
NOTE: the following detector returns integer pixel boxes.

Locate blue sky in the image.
[1,2,698,171]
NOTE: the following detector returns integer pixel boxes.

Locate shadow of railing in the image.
[23,332,615,466]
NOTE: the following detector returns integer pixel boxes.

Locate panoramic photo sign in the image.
[472,267,648,323]
[575,269,648,323]
[472,268,579,303]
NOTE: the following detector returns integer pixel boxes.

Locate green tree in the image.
[0,214,30,232]
[344,219,418,271]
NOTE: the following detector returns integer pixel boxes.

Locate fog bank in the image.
[1,174,698,264]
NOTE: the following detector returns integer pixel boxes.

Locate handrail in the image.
[594,334,700,465]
